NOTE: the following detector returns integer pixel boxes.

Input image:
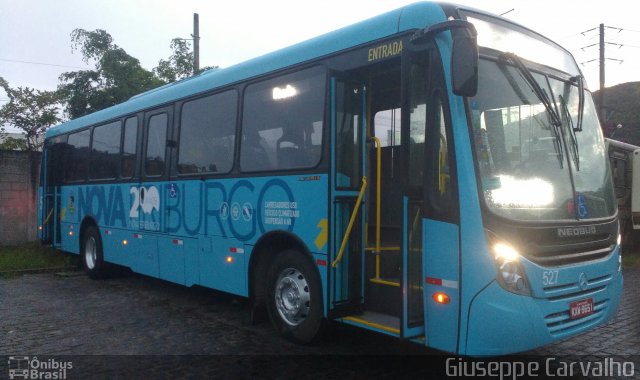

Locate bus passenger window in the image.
[121,117,138,179]
[240,66,325,172]
[65,129,90,182]
[178,91,237,175]
[90,121,121,180]
[145,114,167,177]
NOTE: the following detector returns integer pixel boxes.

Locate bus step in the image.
[369,277,400,287]
[342,311,400,336]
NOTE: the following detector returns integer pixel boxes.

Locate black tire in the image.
[82,226,106,279]
[266,249,323,344]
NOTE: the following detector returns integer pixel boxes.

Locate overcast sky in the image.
[2,0,640,105]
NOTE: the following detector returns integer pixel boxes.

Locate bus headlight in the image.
[489,235,531,296]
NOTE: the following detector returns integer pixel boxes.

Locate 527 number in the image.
[542,270,559,286]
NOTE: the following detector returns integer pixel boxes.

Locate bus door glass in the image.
[329,77,366,317]
[132,106,172,278]
[400,48,429,338]
[41,136,66,245]
[417,44,462,352]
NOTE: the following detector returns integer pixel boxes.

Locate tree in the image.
[0,77,61,151]
[154,38,219,82]
[0,136,28,151]
[154,38,195,82]
[57,29,164,119]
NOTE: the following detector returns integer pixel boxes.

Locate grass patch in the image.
[623,253,640,268]
[0,243,76,273]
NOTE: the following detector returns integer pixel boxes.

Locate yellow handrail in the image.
[371,136,382,278]
[332,177,367,268]
[42,208,54,226]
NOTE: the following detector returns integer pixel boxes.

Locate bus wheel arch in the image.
[248,231,321,331]
[79,217,106,279]
[266,248,323,343]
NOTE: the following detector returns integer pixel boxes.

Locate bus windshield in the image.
[470,57,616,221]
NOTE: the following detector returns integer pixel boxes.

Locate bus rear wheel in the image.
[82,226,106,279]
[266,249,323,344]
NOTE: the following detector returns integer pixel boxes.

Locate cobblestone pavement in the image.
[0,264,638,378]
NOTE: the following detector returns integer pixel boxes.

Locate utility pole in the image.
[599,23,605,122]
[193,13,200,73]
[580,24,624,124]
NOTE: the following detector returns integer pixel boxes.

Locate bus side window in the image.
[145,113,168,177]
[178,90,237,175]
[121,116,138,179]
[65,129,90,182]
[90,120,121,180]
[240,66,325,172]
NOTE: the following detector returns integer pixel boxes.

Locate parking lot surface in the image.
[1,264,638,378]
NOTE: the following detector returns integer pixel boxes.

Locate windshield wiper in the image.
[559,94,580,171]
[571,75,585,132]
[500,53,564,168]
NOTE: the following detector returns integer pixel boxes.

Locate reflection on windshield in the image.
[487,175,554,208]
[471,58,616,221]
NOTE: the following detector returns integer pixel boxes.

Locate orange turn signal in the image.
[432,292,450,304]
[226,256,234,264]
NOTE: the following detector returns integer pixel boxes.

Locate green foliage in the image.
[155,38,219,82]
[0,136,28,151]
[57,29,221,119]
[0,77,61,151]
[57,29,164,119]
[155,38,195,82]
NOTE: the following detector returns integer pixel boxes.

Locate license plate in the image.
[569,298,594,320]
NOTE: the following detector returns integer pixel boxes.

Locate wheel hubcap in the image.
[85,236,96,270]
[275,268,310,326]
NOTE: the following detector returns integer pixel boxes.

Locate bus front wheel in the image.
[266,249,323,344]
[82,226,106,279]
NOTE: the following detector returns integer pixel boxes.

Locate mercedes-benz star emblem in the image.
[578,273,588,290]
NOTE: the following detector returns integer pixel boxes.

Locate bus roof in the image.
[46,1,447,138]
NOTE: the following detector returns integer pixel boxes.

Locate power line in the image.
[617,27,640,33]
[0,58,85,70]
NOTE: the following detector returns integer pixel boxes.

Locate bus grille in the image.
[525,245,613,267]
[544,300,608,337]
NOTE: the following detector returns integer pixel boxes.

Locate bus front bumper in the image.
[464,271,623,356]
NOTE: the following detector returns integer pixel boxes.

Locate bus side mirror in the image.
[451,34,478,97]
[412,19,478,97]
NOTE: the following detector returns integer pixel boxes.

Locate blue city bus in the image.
[38,2,622,355]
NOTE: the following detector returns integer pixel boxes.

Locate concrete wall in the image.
[0,150,41,245]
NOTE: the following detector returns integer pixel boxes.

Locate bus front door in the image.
[328,77,367,317]
[41,140,64,246]
[405,43,462,352]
